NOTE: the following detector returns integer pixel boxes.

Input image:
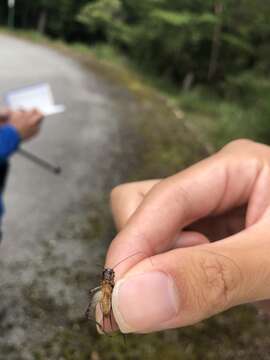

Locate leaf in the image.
[77,0,122,30]
[197,13,219,25]
[151,9,219,28]
[222,33,254,54]
[151,10,194,27]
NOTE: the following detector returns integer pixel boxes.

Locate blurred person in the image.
[103,139,270,333]
[0,109,43,241]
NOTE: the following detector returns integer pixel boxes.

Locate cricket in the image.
[85,251,147,334]
[85,267,115,334]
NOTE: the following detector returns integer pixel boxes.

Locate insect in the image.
[85,251,147,334]
[85,267,115,334]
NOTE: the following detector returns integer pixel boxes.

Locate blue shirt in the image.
[0,125,21,218]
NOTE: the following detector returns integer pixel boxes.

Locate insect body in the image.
[100,268,115,317]
[86,267,115,333]
[86,251,147,333]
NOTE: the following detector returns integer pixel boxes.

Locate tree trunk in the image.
[182,72,194,91]
[37,9,47,34]
[208,3,223,81]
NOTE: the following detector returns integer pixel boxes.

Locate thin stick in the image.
[18,148,61,175]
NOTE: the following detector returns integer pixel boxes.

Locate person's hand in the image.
[8,109,44,141]
[0,109,12,124]
[103,139,270,334]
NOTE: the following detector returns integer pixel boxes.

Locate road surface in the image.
[0,34,138,359]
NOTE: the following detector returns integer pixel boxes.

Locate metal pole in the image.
[7,0,15,29]
[18,149,62,175]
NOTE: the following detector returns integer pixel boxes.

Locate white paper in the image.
[5,83,65,116]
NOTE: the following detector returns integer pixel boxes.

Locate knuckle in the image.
[222,138,255,151]
[110,183,135,201]
[110,184,129,204]
[193,251,242,315]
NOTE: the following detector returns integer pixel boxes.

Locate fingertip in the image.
[112,270,180,334]
[112,278,134,334]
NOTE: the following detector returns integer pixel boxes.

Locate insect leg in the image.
[89,286,101,296]
[109,309,113,333]
[89,302,109,335]
[87,317,109,336]
[85,304,91,320]
[102,316,105,334]
[122,333,127,346]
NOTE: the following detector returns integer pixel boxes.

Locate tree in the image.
[77,0,123,43]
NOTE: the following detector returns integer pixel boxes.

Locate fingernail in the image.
[112,271,179,333]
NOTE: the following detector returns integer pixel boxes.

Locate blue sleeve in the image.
[0,125,21,161]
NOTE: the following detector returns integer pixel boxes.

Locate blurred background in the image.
[1,1,270,359]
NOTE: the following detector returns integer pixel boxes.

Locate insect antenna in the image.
[112,251,149,270]
[95,263,104,269]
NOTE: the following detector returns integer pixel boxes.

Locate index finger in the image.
[105,150,262,278]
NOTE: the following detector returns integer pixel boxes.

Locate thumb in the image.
[112,221,270,333]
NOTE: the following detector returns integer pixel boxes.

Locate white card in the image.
[4,83,65,116]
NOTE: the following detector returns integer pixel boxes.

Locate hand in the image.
[104,139,270,334]
[0,109,12,124]
[8,109,44,141]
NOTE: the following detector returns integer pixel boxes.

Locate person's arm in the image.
[0,124,21,161]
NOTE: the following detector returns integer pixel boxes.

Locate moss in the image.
[30,307,270,360]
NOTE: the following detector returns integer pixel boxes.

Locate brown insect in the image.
[85,268,115,333]
[86,251,146,334]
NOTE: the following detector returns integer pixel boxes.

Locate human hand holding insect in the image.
[93,139,270,334]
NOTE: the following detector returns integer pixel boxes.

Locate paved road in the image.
[0,34,137,358]
[0,35,121,258]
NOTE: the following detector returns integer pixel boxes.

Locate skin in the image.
[0,109,43,140]
[103,139,270,333]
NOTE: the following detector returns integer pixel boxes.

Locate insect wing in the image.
[86,289,102,321]
[101,282,113,316]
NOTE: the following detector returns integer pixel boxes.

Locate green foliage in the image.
[151,10,217,27]
[75,0,270,86]
[77,0,138,46]
[179,75,270,149]
[2,0,270,88]
[77,0,122,38]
